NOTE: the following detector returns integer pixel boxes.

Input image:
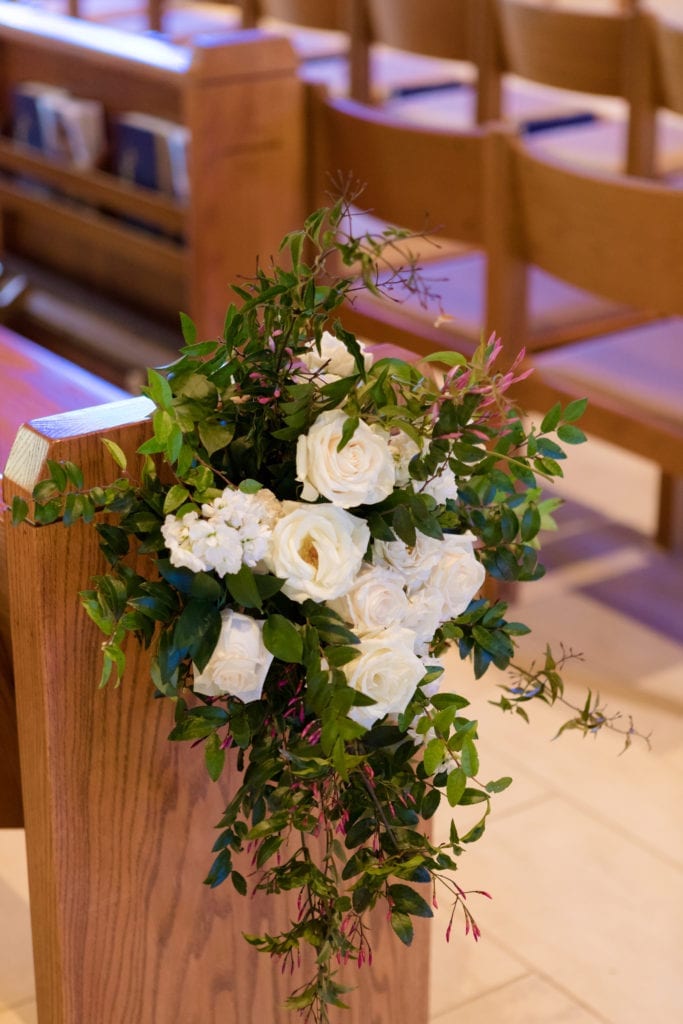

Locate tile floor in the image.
[1,433,682,1022]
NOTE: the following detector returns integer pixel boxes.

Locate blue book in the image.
[114,120,161,192]
[12,82,68,151]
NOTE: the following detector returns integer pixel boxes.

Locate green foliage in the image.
[9,196,644,1024]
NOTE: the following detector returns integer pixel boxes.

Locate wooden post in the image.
[4,398,430,1022]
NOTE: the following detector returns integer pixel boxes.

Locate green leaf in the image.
[204,732,226,782]
[179,311,197,345]
[337,414,359,452]
[63,461,84,490]
[446,767,467,806]
[46,459,67,492]
[390,911,414,946]
[147,368,173,410]
[540,402,562,433]
[562,397,587,422]
[557,424,587,445]
[423,350,467,366]
[198,420,234,457]
[485,776,513,794]
[174,600,222,671]
[423,737,446,776]
[101,439,127,471]
[460,736,479,777]
[520,504,541,542]
[163,485,190,515]
[388,884,433,919]
[262,614,303,664]
[203,848,231,888]
[10,497,28,525]
[231,871,247,896]
[224,565,263,609]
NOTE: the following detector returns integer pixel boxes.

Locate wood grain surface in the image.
[3,397,429,1023]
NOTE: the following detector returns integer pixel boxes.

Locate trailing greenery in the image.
[11,200,645,1022]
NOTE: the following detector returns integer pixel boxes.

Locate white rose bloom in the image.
[388,430,421,487]
[406,586,447,655]
[296,409,395,508]
[298,330,372,381]
[265,502,370,603]
[327,564,409,636]
[193,610,274,701]
[344,626,425,730]
[422,465,459,506]
[428,531,486,619]
[373,531,443,594]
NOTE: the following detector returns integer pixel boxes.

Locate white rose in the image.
[327,564,409,636]
[264,502,370,603]
[296,409,395,508]
[429,532,486,619]
[298,330,372,381]
[406,586,447,655]
[422,465,459,506]
[192,610,274,701]
[344,626,426,729]
[372,531,443,594]
[388,430,421,487]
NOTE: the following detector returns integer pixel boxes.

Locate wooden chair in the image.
[0,327,129,829]
[1,378,430,1023]
[487,0,683,180]
[650,10,683,184]
[488,130,683,548]
[307,89,650,360]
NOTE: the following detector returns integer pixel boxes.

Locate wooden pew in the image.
[2,391,431,1022]
[0,327,128,828]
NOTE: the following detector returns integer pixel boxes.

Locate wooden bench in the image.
[0,326,128,828]
[1,383,430,1022]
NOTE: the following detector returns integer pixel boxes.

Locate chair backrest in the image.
[365,0,473,61]
[652,12,683,117]
[66,0,164,31]
[241,0,345,30]
[489,0,657,176]
[487,130,683,346]
[348,0,477,105]
[309,89,492,248]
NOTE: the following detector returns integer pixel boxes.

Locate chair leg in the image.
[655,472,683,551]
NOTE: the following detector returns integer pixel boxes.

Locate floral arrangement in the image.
[12,201,641,1023]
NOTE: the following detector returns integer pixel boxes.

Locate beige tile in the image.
[522,425,659,537]
[0,870,34,1012]
[0,831,34,1011]
[431,973,606,1023]
[0,831,30,902]
[429,915,526,1017]
[465,798,683,1024]
[0,1003,37,1024]
[441,649,683,867]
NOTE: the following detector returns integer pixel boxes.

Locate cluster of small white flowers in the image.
[161,487,281,578]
